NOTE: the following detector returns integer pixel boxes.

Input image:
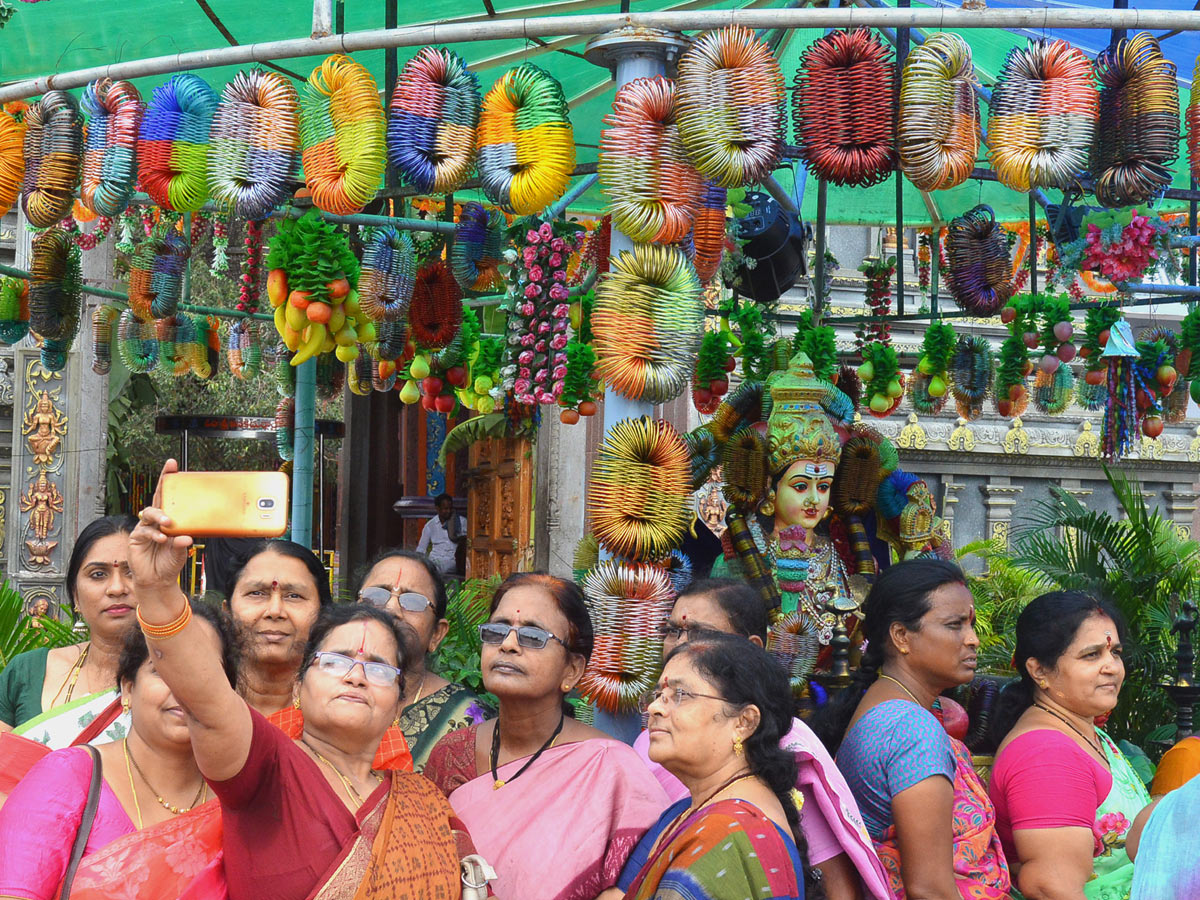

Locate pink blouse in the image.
[989,729,1112,861]
[0,746,135,900]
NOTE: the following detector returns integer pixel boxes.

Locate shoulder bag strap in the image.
[60,744,102,899]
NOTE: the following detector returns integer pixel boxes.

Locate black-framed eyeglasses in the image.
[358,587,434,614]
[478,622,569,651]
[311,651,402,687]
[656,622,721,643]
[638,685,728,714]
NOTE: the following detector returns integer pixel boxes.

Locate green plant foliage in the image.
[1180,305,1200,377]
[0,579,78,672]
[958,538,1053,674]
[432,577,499,701]
[918,321,956,375]
[697,330,731,385]
[1008,467,1200,749]
[438,413,509,466]
[995,334,1029,397]
[265,209,359,299]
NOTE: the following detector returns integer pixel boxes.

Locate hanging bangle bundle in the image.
[676,25,785,189]
[275,397,295,461]
[227,318,262,380]
[388,46,480,195]
[1190,57,1200,183]
[117,307,159,373]
[768,611,822,691]
[91,304,120,375]
[987,39,1097,192]
[949,333,993,421]
[588,415,692,562]
[359,226,417,323]
[138,74,218,212]
[0,106,25,218]
[593,243,703,404]
[29,228,83,372]
[409,260,462,350]
[478,64,575,215]
[898,32,980,191]
[299,54,386,215]
[0,277,29,346]
[208,70,300,220]
[943,205,1016,316]
[315,352,344,400]
[137,602,192,641]
[1091,32,1179,207]
[598,75,700,244]
[80,79,143,217]
[348,350,373,396]
[579,560,674,714]
[690,180,728,284]
[22,91,84,228]
[793,27,896,188]
[451,202,505,294]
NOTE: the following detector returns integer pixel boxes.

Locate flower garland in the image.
[57,213,113,251]
[210,215,230,275]
[917,231,931,293]
[237,218,262,313]
[1057,207,1176,285]
[501,218,583,405]
[856,256,894,351]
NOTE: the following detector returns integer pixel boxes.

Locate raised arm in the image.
[129,460,252,782]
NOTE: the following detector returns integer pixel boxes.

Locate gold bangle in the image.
[137,601,192,640]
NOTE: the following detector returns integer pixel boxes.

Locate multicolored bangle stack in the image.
[388,46,480,194]
[299,55,386,215]
[80,79,143,217]
[227,318,262,380]
[477,64,575,215]
[117,307,159,373]
[898,32,980,191]
[91,304,120,375]
[359,226,417,323]
[409,260,463,350]
[943,205,1016,316]
[138,74,219,212]
[690,180,728,284]
[29,228,83,371]
[21,91,84,228]
[208,70,300,220]
[0,107,23,218]
[451,202,505,294]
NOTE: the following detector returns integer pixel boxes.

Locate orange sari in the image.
[267,706,414,772]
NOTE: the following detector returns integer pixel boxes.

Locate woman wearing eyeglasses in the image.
[423,572,669,900]
[124,464,479,900]
[632,578,892,900]
[616,633,814,900]
[356,549,488,771]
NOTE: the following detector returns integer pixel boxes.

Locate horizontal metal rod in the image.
[0,263,274,320]
[1171,235,1200,248]
[128,194,457,234]
[820,292,1196,324]
[967,166,1200,204]
[3,8,1200,102]
[1116,282,1200,297]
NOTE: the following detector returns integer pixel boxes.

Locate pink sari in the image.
[425,726,669,900]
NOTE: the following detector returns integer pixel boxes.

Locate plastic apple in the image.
[1039,354,1061,374]
[1098,329,1110,347]
[997,398,1014,417]
[710,378,728,397]
[1000,306,1017,325]
[1021,359,1035,377]
[578,400,598,417]
[723,356,737,373]
[1142,415,1164,438]
[1008,383,1026,402]
[1056,343,1077,363]
[1053,321,1074,343]
[446,366,468,388]
[1084,369,1105,386]
[560,408,580,425]
[422,376,444,396]
[1023,331,1041,350]
[1157,365,1178,389]
[434,393,456,414]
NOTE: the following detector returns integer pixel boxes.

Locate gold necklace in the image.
[1033,702,1109,768]
[123,739,144,829]
[302,739,380,807]
[410,671,427,706]
[125,739,207,815]
[51,643,89,707]
[879,673,927,708]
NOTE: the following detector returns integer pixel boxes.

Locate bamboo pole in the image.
[3,8,1199,102]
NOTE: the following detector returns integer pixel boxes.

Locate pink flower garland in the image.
[505,220,580,405]
[1082,214,1163,283]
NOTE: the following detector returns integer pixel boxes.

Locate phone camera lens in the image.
[258,498,275,510]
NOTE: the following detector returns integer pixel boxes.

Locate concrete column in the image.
[981,477,1023,551]
[1164,489,1198,539]
[534,413,588,578]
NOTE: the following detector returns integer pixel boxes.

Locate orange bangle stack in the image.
[137,601,192,640]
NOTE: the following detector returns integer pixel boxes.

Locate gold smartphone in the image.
[159,471,290,538]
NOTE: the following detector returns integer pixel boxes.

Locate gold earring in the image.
[293,696,301,710]
[1038,680,1048,690]
[392,716,400,728]
[733,735,744,757]
[759,489,776,518]
[121,698,131,712]
[900,648,910,655]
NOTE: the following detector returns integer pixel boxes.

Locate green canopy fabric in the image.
[1,1,1194,224]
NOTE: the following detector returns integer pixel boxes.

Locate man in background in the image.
[415,493,465,580]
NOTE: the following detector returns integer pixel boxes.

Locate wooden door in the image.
[466,437,533,579]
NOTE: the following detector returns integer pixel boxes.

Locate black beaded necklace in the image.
[490,712,565,790]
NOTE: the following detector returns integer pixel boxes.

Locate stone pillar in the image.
[534,413,588,578]
[1164,489,1198,539]
[981,477,1023,551]
[940,480,964,545]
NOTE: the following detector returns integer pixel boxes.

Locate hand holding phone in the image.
[158,471,289,538]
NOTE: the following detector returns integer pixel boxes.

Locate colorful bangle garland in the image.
[22,91,84,228]
[675,25,784,189]
[208,70,300,220]
[80,79,143,217]
[944,205,1016,316]
[478,64,575,215]
[898,32,980,191]
[117,308,159,373]
[451,202,505,294]
[593,243,703,404]
[388,46,480,194]
[0,107,23,218]
[691,180,727,284]
[598,75,701,244]
[300,55,386,215]
[1091,32,1179,207]
[987,39,1096,193]
[792,27,896,188]
[29,228,82,371]
[409,260,462,350]
[359,226,417,323]
[226,319,263,380]
[1190,55,1200,184]
[128,232,191,320]
[275,397,295,461]
[91,304,120,375]
[138,74,219,212]
[0,276,30,345]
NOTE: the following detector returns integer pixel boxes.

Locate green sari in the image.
[0,647,128,748]
[398,683,489,772]
[1085,732,1151,900]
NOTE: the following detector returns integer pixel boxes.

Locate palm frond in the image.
[438,413,510,466]
[0,580,78,670]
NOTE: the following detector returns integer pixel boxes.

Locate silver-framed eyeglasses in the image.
[478,622,568,650]
[311,650,402,687]
[639,685,727,714]
[358,587,434,614]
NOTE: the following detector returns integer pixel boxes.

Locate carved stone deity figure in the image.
[24,390,66,465]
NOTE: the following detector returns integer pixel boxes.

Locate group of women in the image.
[0,464,1193,899]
